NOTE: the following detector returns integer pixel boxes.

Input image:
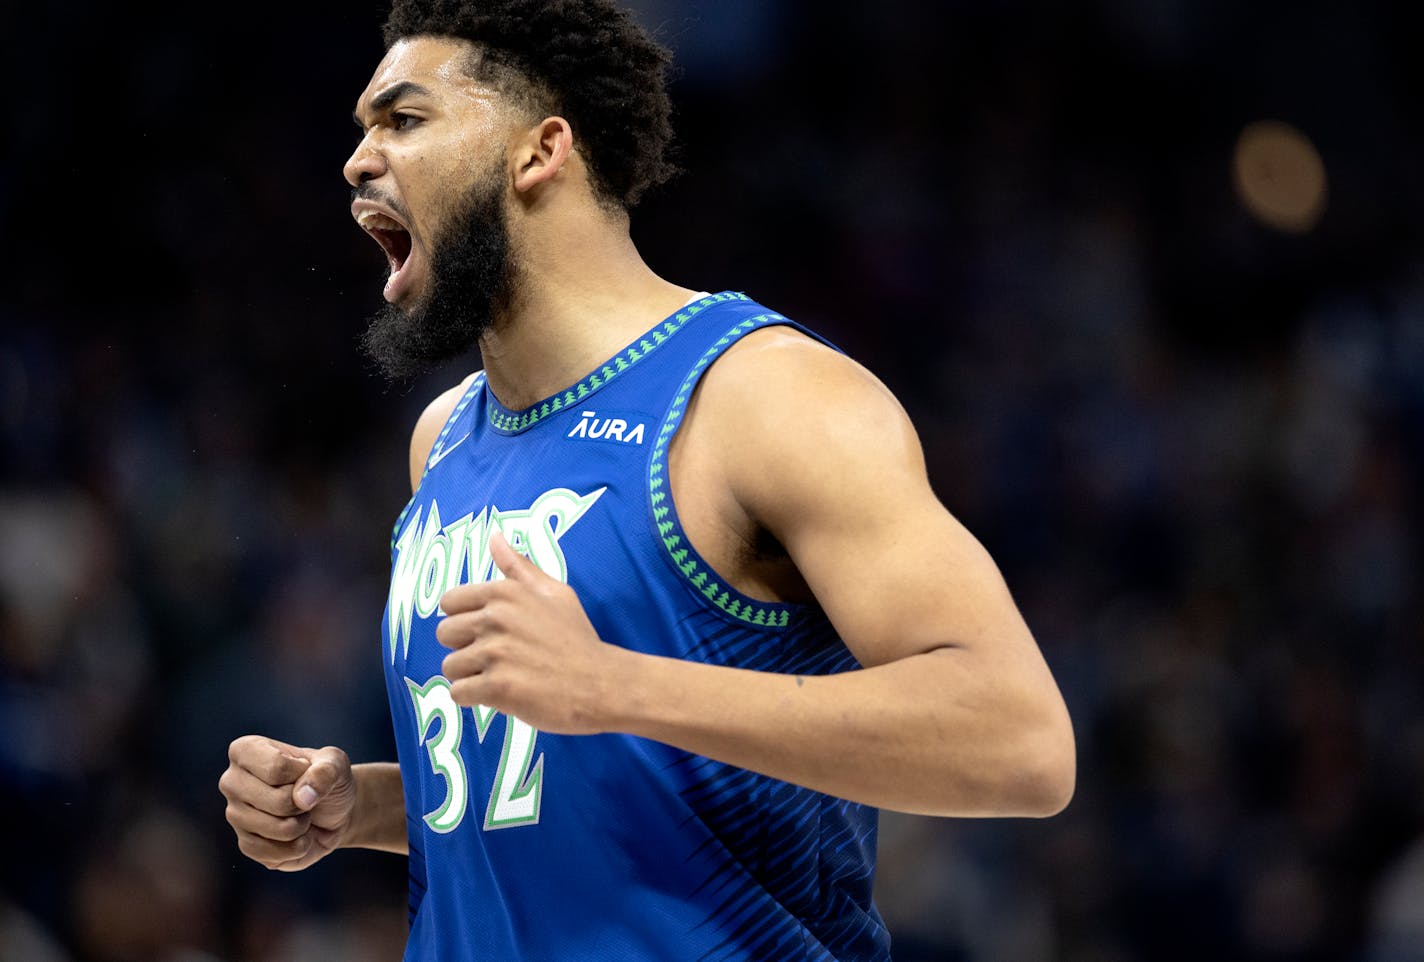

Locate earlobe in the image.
[513,116,574,194]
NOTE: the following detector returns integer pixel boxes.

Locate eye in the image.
[391,112,421,132]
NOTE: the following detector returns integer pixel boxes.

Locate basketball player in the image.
[219,2,1075,959]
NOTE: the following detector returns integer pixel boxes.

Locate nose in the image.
[344,135,387,187]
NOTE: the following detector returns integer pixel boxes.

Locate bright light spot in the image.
[1232,120,1328,234]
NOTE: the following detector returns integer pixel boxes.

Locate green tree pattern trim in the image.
[486,293,748,434]
[649,315,795,629]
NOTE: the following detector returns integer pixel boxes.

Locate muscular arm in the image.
[440,335,1074,817]
[616,332,1073,816]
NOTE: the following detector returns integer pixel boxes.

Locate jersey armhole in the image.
[646,314,841,630]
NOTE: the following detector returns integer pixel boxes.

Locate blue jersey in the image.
[380,292,890,961]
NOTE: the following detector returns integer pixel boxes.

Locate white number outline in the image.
[406,676,467,834]
[406,677,545,833]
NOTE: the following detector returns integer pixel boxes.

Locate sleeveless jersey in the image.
[380,292,891,961]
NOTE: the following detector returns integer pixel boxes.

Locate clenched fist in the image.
[219,736,356,871]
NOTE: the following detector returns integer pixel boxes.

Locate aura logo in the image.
[387,487,605,662]
[567,410,646,445]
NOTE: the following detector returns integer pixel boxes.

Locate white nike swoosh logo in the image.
[427,433,471,470]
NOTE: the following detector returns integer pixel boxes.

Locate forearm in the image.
[343,762,408,854]
[608,647,1075,818]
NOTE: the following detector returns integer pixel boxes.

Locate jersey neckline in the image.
[484,291,749,436]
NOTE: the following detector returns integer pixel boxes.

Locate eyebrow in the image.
[353,81,434,127]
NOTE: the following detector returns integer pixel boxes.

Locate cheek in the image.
[397,160,449,240]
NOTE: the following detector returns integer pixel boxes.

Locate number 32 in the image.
[406,676,545,832]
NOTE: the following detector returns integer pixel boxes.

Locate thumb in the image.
[292,747,348,811]
[489,530,538,581]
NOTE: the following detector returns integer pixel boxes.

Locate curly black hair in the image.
[383,0,678,209]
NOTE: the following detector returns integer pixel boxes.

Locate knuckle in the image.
[478,604,508,632]
[228,735,256,762]
[272,816,305,842]
[268,789,298,816]
[482,675,511,703]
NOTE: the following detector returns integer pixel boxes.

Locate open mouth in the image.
[358,211,412,274]
[356,206,421,300]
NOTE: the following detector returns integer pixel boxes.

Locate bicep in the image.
[782,473,1033,669]
[726,346,1036,669]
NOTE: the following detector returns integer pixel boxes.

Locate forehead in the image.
[356,35,485,111]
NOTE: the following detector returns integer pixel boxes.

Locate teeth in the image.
[357,210,404,232]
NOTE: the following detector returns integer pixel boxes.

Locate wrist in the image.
[590,643,655,735]
[342,762,407,854]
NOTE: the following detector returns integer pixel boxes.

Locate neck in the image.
[477,211,695,410]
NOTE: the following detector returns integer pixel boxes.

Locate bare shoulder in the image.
[691,326,927,511]
[698,326,908,427]
[408,371,482,493]
[680,322,1034,671]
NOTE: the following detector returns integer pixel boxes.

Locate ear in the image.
[511,116,574,194]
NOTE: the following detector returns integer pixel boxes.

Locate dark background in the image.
[3,1,1423,959]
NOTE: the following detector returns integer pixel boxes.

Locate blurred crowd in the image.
[3,0,1421,959]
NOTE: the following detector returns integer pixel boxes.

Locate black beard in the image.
[360,169,512,382]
